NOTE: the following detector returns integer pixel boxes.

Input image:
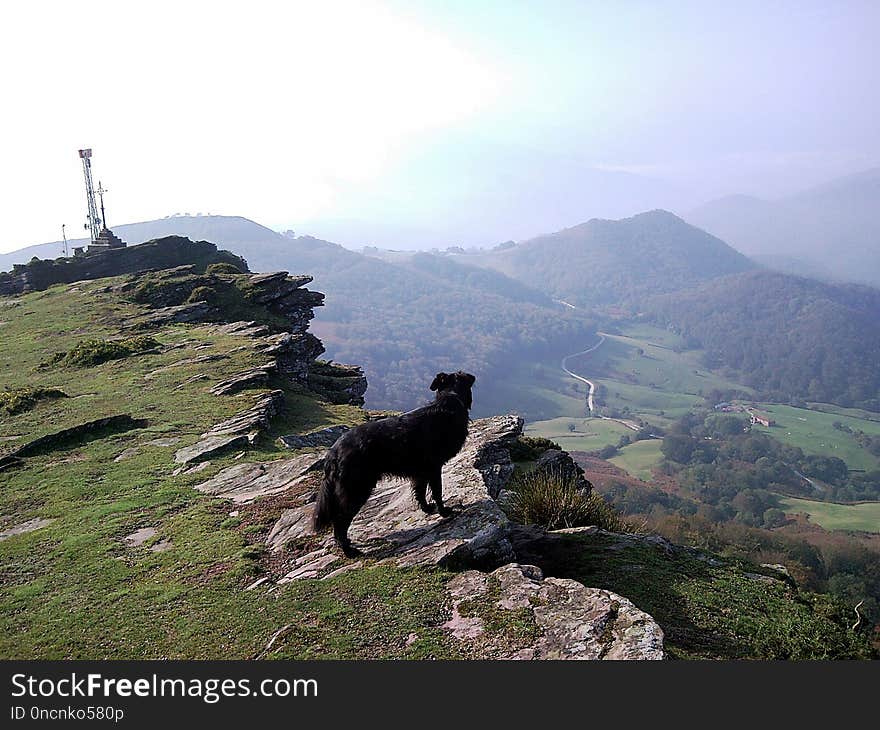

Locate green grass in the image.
[748,403,880,472]
[776,495,880,533]
[0,275,394,659]
[609,439,664,481]
[530,532,873,659]
[502,468,626,531]
[524,416,632,453]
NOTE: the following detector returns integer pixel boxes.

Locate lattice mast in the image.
[78,148,102,243]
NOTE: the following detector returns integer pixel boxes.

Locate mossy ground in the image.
[527,532,874,659]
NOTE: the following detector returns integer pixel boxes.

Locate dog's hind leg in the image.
[331,475,373,558]
[332,512,362,558]
[411,476,434,514]
[429,469,454,518]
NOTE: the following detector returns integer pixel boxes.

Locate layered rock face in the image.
[192,414,665,660]
[0,236,247,296]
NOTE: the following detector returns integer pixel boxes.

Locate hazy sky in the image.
[2,0,878,252]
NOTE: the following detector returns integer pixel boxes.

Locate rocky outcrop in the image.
[132,301,214,327]
[191,411,667,659]
[0,236,247,296]
[194,452,324,503]
[534,448,593,494]
[1,414,144,465]
[268,415,522,573]
[174,390,285,464]
[307,361,368,406]
[443,563,664,660]
[278,425,349,450]
[210,363,275,396]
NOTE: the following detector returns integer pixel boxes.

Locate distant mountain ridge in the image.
[468,209,755,308]
[686,168,880,286]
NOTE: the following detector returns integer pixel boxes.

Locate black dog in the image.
[312,370,475,557]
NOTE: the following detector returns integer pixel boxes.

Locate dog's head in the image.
[430,371,476,410]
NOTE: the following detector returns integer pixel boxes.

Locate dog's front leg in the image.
[429,470,454,518]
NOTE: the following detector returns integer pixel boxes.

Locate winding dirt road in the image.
[560,335,605,415]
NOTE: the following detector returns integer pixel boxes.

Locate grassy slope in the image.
[1,278,457,660]
[524,417,632,453]
[776,496,880,533]
[529,532,873,659]
[610,440,665,482]
[583,327,752,422]
[749,404,880,472]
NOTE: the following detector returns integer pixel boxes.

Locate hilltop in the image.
[469,210,755,308]
[0,241,873,660]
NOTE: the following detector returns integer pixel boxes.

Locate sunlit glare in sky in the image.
[1,0,878,251]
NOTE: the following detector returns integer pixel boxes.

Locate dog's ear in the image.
[430,372,450,391]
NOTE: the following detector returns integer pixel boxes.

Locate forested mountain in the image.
[294,241,596,412]
[648,270,880,411]
[471,210,754,307]
[687,168,880,286]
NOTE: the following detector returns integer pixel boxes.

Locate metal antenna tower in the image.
[62,224,69,257]
[78,149,102,243]
[97,180,108,229]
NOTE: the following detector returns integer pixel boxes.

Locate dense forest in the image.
[471,209,754,307]
[647,270,880,411]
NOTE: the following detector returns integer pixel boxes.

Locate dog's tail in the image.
[312,452,339,532]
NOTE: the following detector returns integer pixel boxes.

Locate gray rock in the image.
[210,362,276,396]
[174,433,251,465]
[443,563,664,660]
[114,447,140,462]
[173,390,286,462]
[0,517,55,541]
[534,449,593,495]
[123,527,157,546]
[278,425,349,450]
[195,452,325,503]
[264,415,524,572]
[204,390,284,436]
[133,301,214,327]
[211,321,271,338]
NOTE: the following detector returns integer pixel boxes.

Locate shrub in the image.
[0,387,68,415]
[598,444,619,459]
[206,262,243,275]
[186,285,217,303]
[508,435,561,462]
[45,336,161,368]
[505,468,626,532]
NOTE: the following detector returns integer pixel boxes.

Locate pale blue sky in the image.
[1,0,878,251]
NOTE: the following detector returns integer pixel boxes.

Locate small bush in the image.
[44,336,161,368]
[598,444,619,459]
[186,285,217,303]
[206,262,243,275]
[505,468,626,532]
[0,387,68,415]
[508,435,561,462]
